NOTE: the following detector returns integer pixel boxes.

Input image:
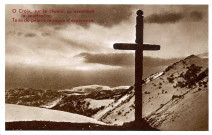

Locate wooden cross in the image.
[113,10,160,128]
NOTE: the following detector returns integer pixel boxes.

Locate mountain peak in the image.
[184,54,198,60]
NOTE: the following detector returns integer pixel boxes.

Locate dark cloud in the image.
[76,52,180,67]
[53,26,67,30]
[17,32,23,36]
[77,52,134,66]
[30,5,133,28]
[25,33,37,37]
[144,10,204,24]
[6,30,16,35]
[41,32,51,36]
[144,12,184,24]
[190,11,203,21]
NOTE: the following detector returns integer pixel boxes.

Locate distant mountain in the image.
[6,85,130,117]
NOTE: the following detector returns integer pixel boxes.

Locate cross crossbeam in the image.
[114,43,160,50]
[113,10,160,129]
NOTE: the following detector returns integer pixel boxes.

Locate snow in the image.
[59,85,129,92]
[93,93,131,120]
[72,85,111,91]
[145,72,164,84]
[84,98,114,109]
[6,104,106,125]
[40,97,62,108]
[111,86,130,90]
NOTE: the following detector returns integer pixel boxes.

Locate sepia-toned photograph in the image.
[5,4,208,131]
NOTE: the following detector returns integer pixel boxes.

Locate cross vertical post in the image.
[113,10,160,129]
[135,10,143,127]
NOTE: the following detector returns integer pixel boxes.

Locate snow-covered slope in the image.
[93,86,134,121]
[94,55,208,130]
[146,83,208,131]
[6,104,106,125]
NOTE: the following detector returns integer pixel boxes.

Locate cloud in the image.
[77,52,134,66]
[76,52,180,67]
[17,32,23,36]
[41,32,51,36]
[6,30,16,35]
[144,12,184,24]
[190,11,203,21]
[25,33,37,37]
[144,10,204,24]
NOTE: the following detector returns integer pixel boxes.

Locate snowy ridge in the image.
[59,85,130,92]
[144,72,164,84]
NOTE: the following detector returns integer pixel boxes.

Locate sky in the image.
[5,4,208,90]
